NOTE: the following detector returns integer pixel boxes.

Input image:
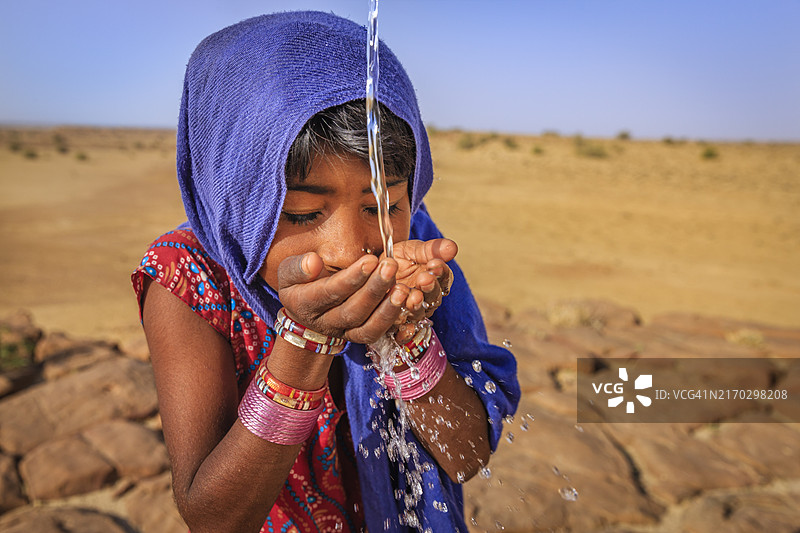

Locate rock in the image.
[703,423,800,481]
[82,419,169,480]
[119,331,150,362]
[606,424,762,504]
[0,452,26,512]
[678,488,800,533]
[0,357,158,455]
[19,435,115,500]
[0,507,131,533]
[0,309,43,347]
[34,331,118,365]
[546,299,640,330]
[124,471,187,533]
[0,365,40,399]
[465,400,663,532]
[42,343,118,381]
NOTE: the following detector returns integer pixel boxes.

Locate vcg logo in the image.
[592,367,653,414]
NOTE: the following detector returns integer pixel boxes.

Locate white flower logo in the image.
[608,368,652,413]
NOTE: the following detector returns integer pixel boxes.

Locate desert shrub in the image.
[531,145,544,155]
[542,129,560,137]
[701,146,719,160]
[134,141,145,150]
[53,133,69,154]
[662,136,675,145]
[503,137,518,150]
[8,140,22,152]
[616,130,631,141]
[23,148,38,159]
[75,151,89,161]
[458,134,478,150]
[574,135,608,158]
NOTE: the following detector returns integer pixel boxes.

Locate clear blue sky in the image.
[1,0,798,141]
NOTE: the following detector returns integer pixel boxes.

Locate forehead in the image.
[285,152,408,193]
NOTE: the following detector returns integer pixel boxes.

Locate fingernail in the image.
[380,261,395,281]
[361,258,377,275]
[390,287,405,306]
[300,254,311,274]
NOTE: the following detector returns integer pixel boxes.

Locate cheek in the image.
[259,227,307,291]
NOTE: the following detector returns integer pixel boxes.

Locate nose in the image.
[317,214,382,272]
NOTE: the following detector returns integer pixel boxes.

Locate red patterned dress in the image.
[132,228,365,533]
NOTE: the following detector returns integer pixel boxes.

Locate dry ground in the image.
[0,127,798,344]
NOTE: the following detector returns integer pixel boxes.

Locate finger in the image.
[326,259,398,328]
[396,238,458,265]
[345,284,408,344]
[402,288,426,323]
[279,255,379,326]
[277,252,325,290]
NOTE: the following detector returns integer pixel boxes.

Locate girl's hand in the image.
[388,238,457,342]
[276,253,409,345]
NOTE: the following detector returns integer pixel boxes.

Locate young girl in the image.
[133,11,519,533]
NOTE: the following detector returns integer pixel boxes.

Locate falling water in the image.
[366,0,393,259]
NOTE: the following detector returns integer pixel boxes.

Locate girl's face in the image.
[259,152,412,290]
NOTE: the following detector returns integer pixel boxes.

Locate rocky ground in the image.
[1,300,798,533]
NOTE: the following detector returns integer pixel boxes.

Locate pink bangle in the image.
[238,380,324,445]
[382,330,447,400]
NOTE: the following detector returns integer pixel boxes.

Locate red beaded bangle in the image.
[276,308,346,347]
[255,364,327,404]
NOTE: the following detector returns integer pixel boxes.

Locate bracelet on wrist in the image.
[239,380,324,445]
[274,308,347,355]
[382,329,447,401]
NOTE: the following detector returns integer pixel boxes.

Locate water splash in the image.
[559,486,579,502]
[366,0,393,258]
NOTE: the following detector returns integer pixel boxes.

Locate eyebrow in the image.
[286,176,408,195]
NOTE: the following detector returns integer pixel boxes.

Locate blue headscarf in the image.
[177,11,519,532]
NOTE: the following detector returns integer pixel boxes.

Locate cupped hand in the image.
[388,238,457,341]
[276,252,409,345]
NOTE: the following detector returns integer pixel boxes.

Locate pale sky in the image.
[1,0,798,141]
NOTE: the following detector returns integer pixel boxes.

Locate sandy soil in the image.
[1,127,798,343]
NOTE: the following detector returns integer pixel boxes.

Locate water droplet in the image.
[552,466,561,476]
[394,489,404,500]
[479,466,492,479]
[502,339,512,348]
[439,502,448,513]
[470,517,478,526]
[520,420,529,431]
[334,522,343,531]
[410,366,420,380]
[484,381,497,394]
[472,360,482,373]
[526,413,535,421]
[495,521,505,530]
[504,414,514,424]
[437,394,444,405]
[359,444,369,458]
[506,432,514,443]
[456,471,466,483]
[464,376,473,387]
[574,424,584,433]
[560,486,579,502]
[370,398,378,408]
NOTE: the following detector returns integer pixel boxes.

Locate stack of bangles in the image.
[238,308,343,444]
[273,308,347,355]
[381,321,448,401]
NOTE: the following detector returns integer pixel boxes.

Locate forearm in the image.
[161,337,333,533]
[404,362,491,483]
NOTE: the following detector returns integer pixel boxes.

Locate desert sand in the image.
[1,127,799,532]
[1,127,798,341]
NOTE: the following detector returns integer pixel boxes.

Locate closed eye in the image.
[365,202,403,217]
[282,211,321,226]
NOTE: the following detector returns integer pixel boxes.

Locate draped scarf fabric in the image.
[176,11,520,532]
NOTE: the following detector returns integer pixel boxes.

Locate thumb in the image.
[277,252,326,290]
